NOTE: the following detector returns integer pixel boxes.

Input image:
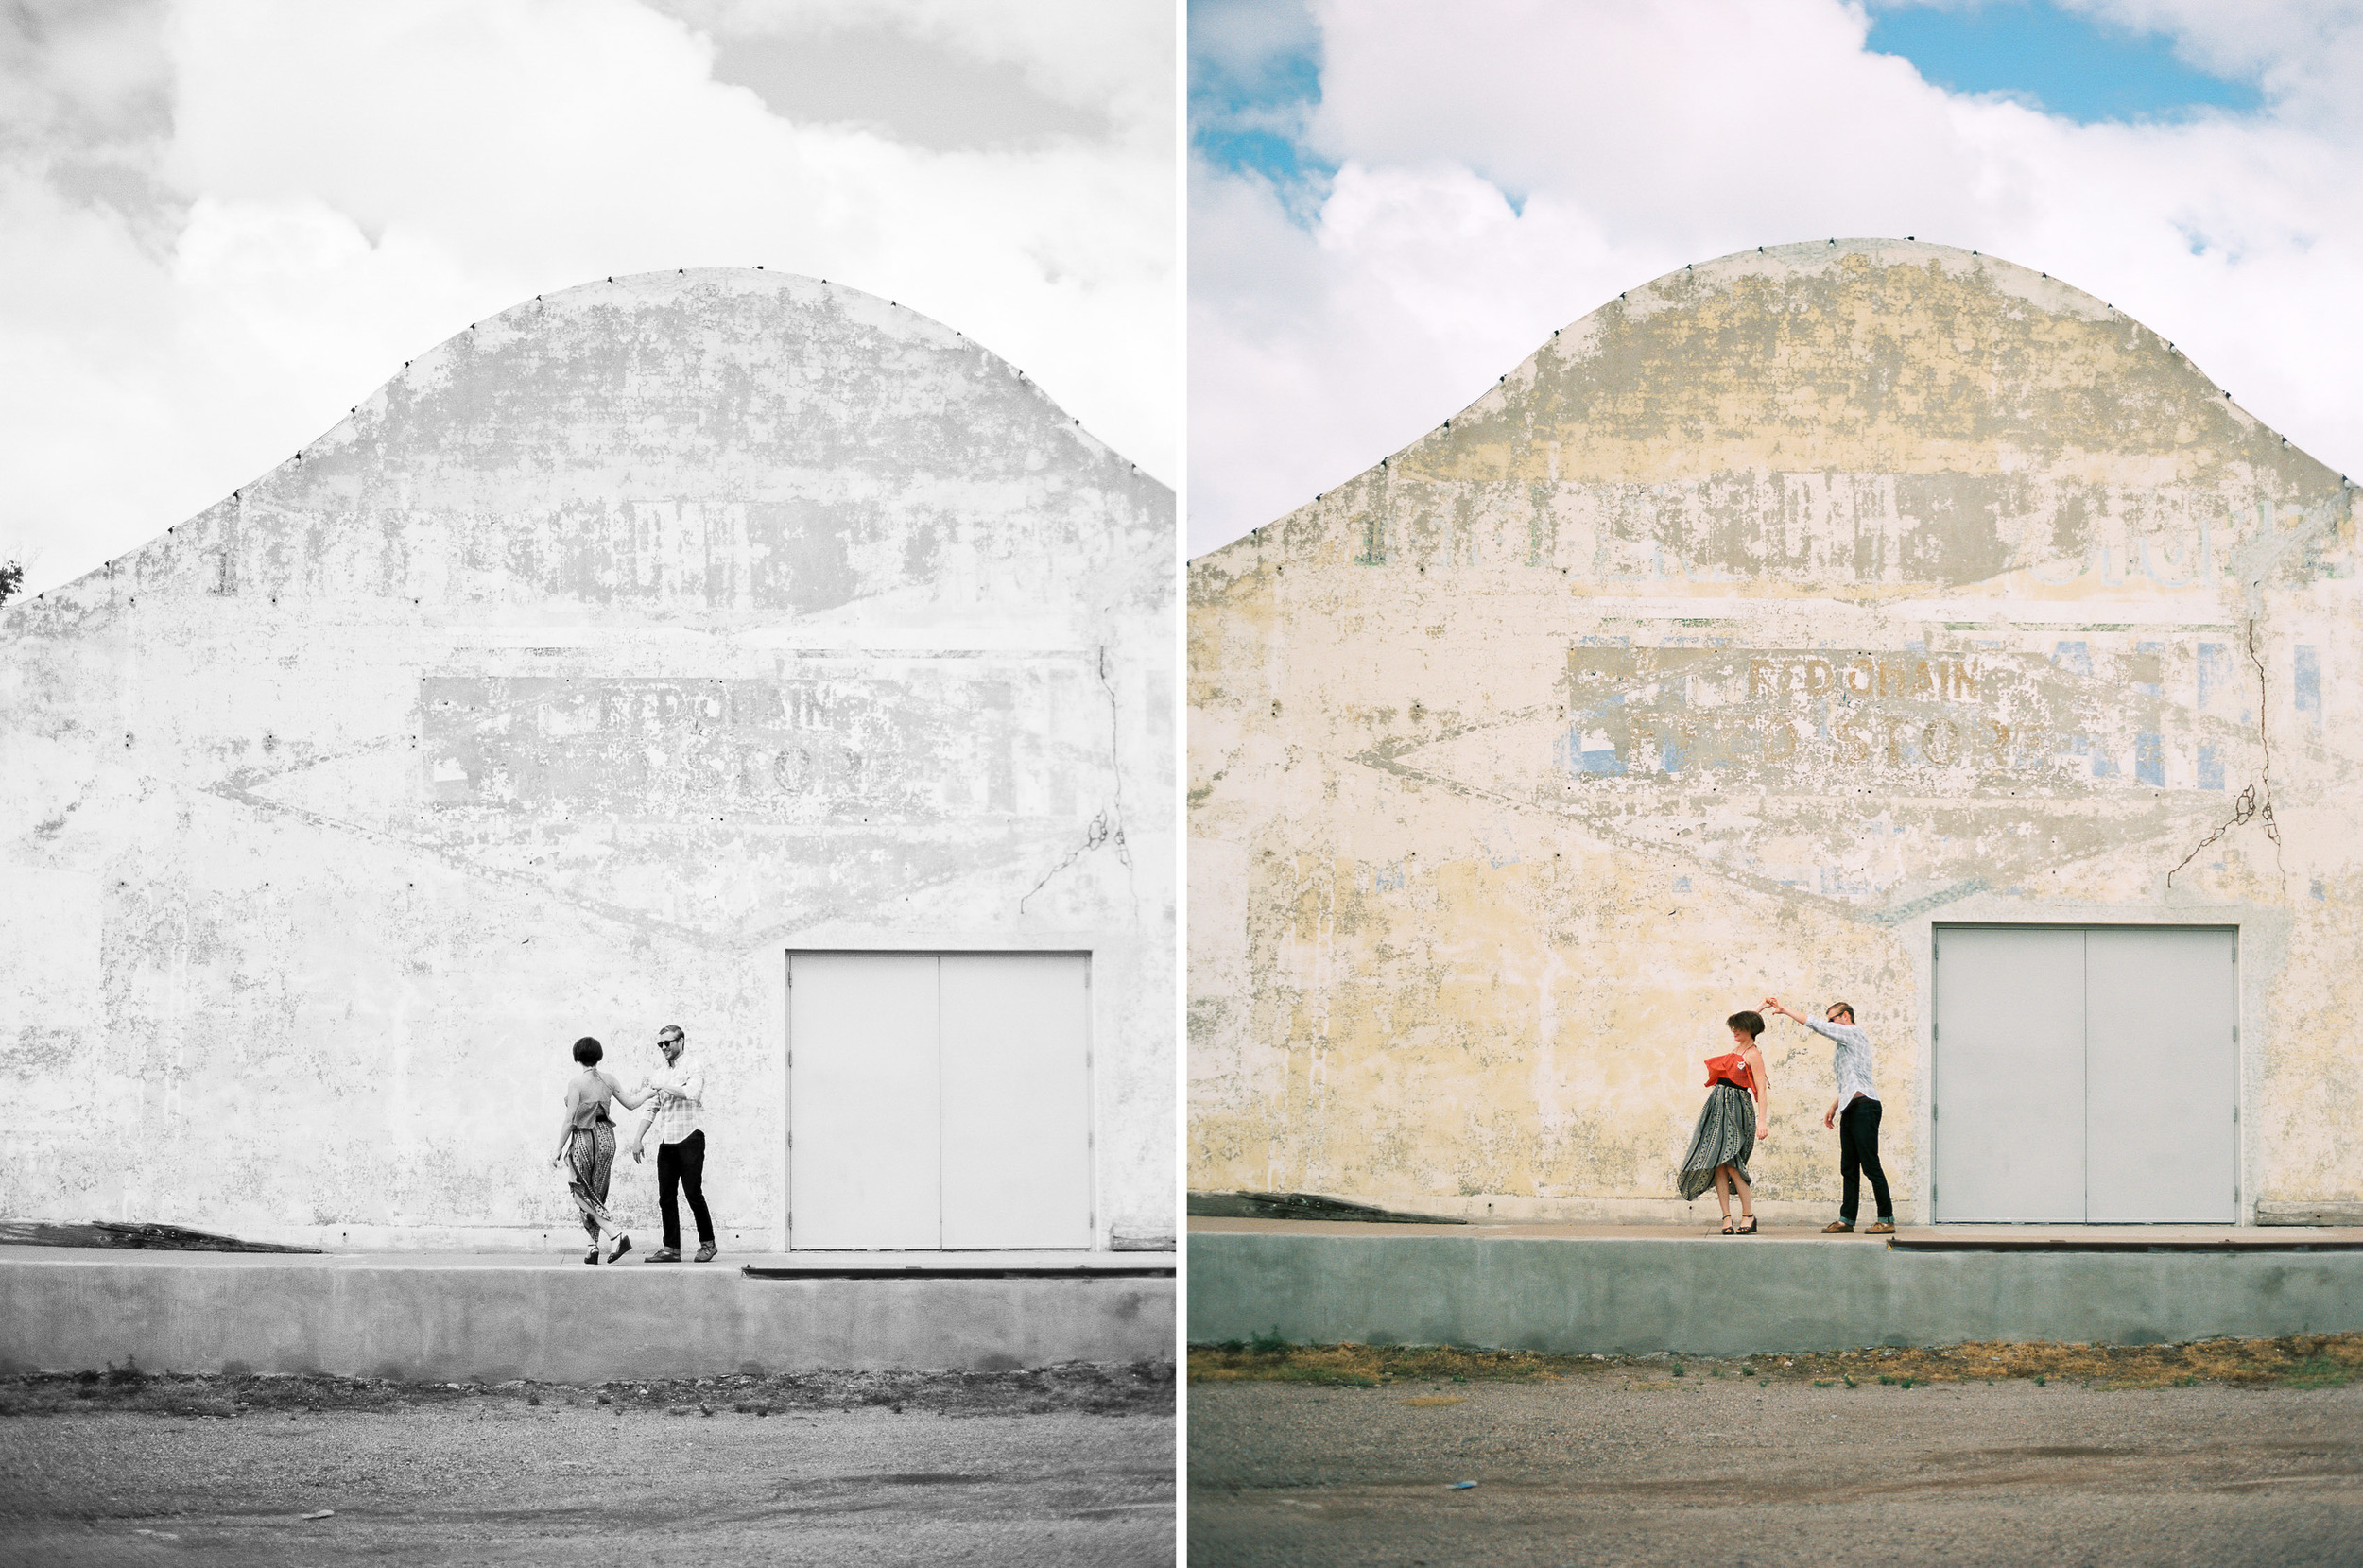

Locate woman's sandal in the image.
[1719,1219,1737,1235]
[1736,1215,1759,1235]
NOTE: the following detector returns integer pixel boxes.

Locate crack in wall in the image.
[1018,810,1113,914]
[1096,644,1138,915]
[2167,618,2283,890]
[1011,647,1140,919]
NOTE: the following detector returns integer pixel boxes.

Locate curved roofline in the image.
[14,267,1154,609]
[1197,236,2344,568]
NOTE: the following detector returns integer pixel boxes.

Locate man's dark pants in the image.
[1838,1095,1893,1224]
[657,1129,716,1251]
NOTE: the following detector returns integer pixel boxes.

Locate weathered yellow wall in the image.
[1188,239,2357,1221]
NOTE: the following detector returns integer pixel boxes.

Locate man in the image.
[1762,995,1894,1235]
[627,1024,717,1262]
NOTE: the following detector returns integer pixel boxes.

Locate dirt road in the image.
[1190,1376,2363,1567]
[0,1367,1174,1566]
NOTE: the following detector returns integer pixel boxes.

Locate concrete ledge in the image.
[2258,1201,2363,1226]
[1188,1229,2363,1356]
[0,1248,1175,1381]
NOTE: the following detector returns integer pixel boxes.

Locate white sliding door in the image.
[788,955,941,1249]
[2084,928,2238,1223]
[788,952,1094,1249]
[1933,925,2237,1223]
[1932,926,2086,1222]
[940,955,1094,1249]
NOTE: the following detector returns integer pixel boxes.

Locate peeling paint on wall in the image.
[1,270,1175,1249]
[1189,239,2359,1223]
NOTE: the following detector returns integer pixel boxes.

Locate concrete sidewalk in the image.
[0,1246,1174,1270]
[0,1246,1176,1382]
[1191,1216,2363,1246]
[1187,1219,2363,1355]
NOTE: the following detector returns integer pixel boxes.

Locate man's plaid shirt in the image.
[636,1054,705,1146]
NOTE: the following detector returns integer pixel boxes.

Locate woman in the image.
[552,1036,656,1264]
[1678,1009,1773,1234]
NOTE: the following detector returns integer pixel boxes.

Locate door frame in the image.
[1928,920,2246,1225]
[781,947,1098,1252]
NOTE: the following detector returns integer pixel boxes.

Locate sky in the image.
[0,0,1175,594]
[1189,0,2363,557]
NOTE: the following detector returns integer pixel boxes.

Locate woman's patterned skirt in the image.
[1677,1082,1756,1201]
[566,1115,618,1239]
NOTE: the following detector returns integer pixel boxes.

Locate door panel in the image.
[939,955,1094,1249]
[2085,928,2237,1222]
[1933,927,2086,1221]
[789,955,941,1249]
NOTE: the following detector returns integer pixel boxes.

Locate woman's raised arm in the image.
[602,1068,656,1111]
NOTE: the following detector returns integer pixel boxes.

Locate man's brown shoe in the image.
[1821,1221,1854,1233]
[644,1247,682,1262]
[693,1244,718,1263]
[1864,1221,1896,1234]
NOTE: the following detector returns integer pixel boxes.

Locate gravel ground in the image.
[0,1370,1175,1566]
[1189,1375,2363,1567]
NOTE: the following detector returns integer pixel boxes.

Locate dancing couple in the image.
[1676,996,1892,1236]
[552,1025,720,1265]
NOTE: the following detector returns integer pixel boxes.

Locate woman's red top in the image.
[1703,1051,1756,1092]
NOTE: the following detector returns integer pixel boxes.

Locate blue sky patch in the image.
[1867,1,2262,122]
[1188,0,1332,187]
[1194,121,1323,186]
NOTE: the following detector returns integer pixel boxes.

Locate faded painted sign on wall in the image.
[422,667,1095,822]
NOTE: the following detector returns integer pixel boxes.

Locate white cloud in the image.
[0,0,1174,594]
[2058,0,2363,128]
[655,0,1174,137]
[1189,0,2363,554]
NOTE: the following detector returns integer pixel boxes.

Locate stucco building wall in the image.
[1,269,1175,1249]
[1188,239,2357,1222]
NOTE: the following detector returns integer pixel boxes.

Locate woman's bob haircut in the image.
[1726,1010,1765,1040]
[572,1036,604,1065]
